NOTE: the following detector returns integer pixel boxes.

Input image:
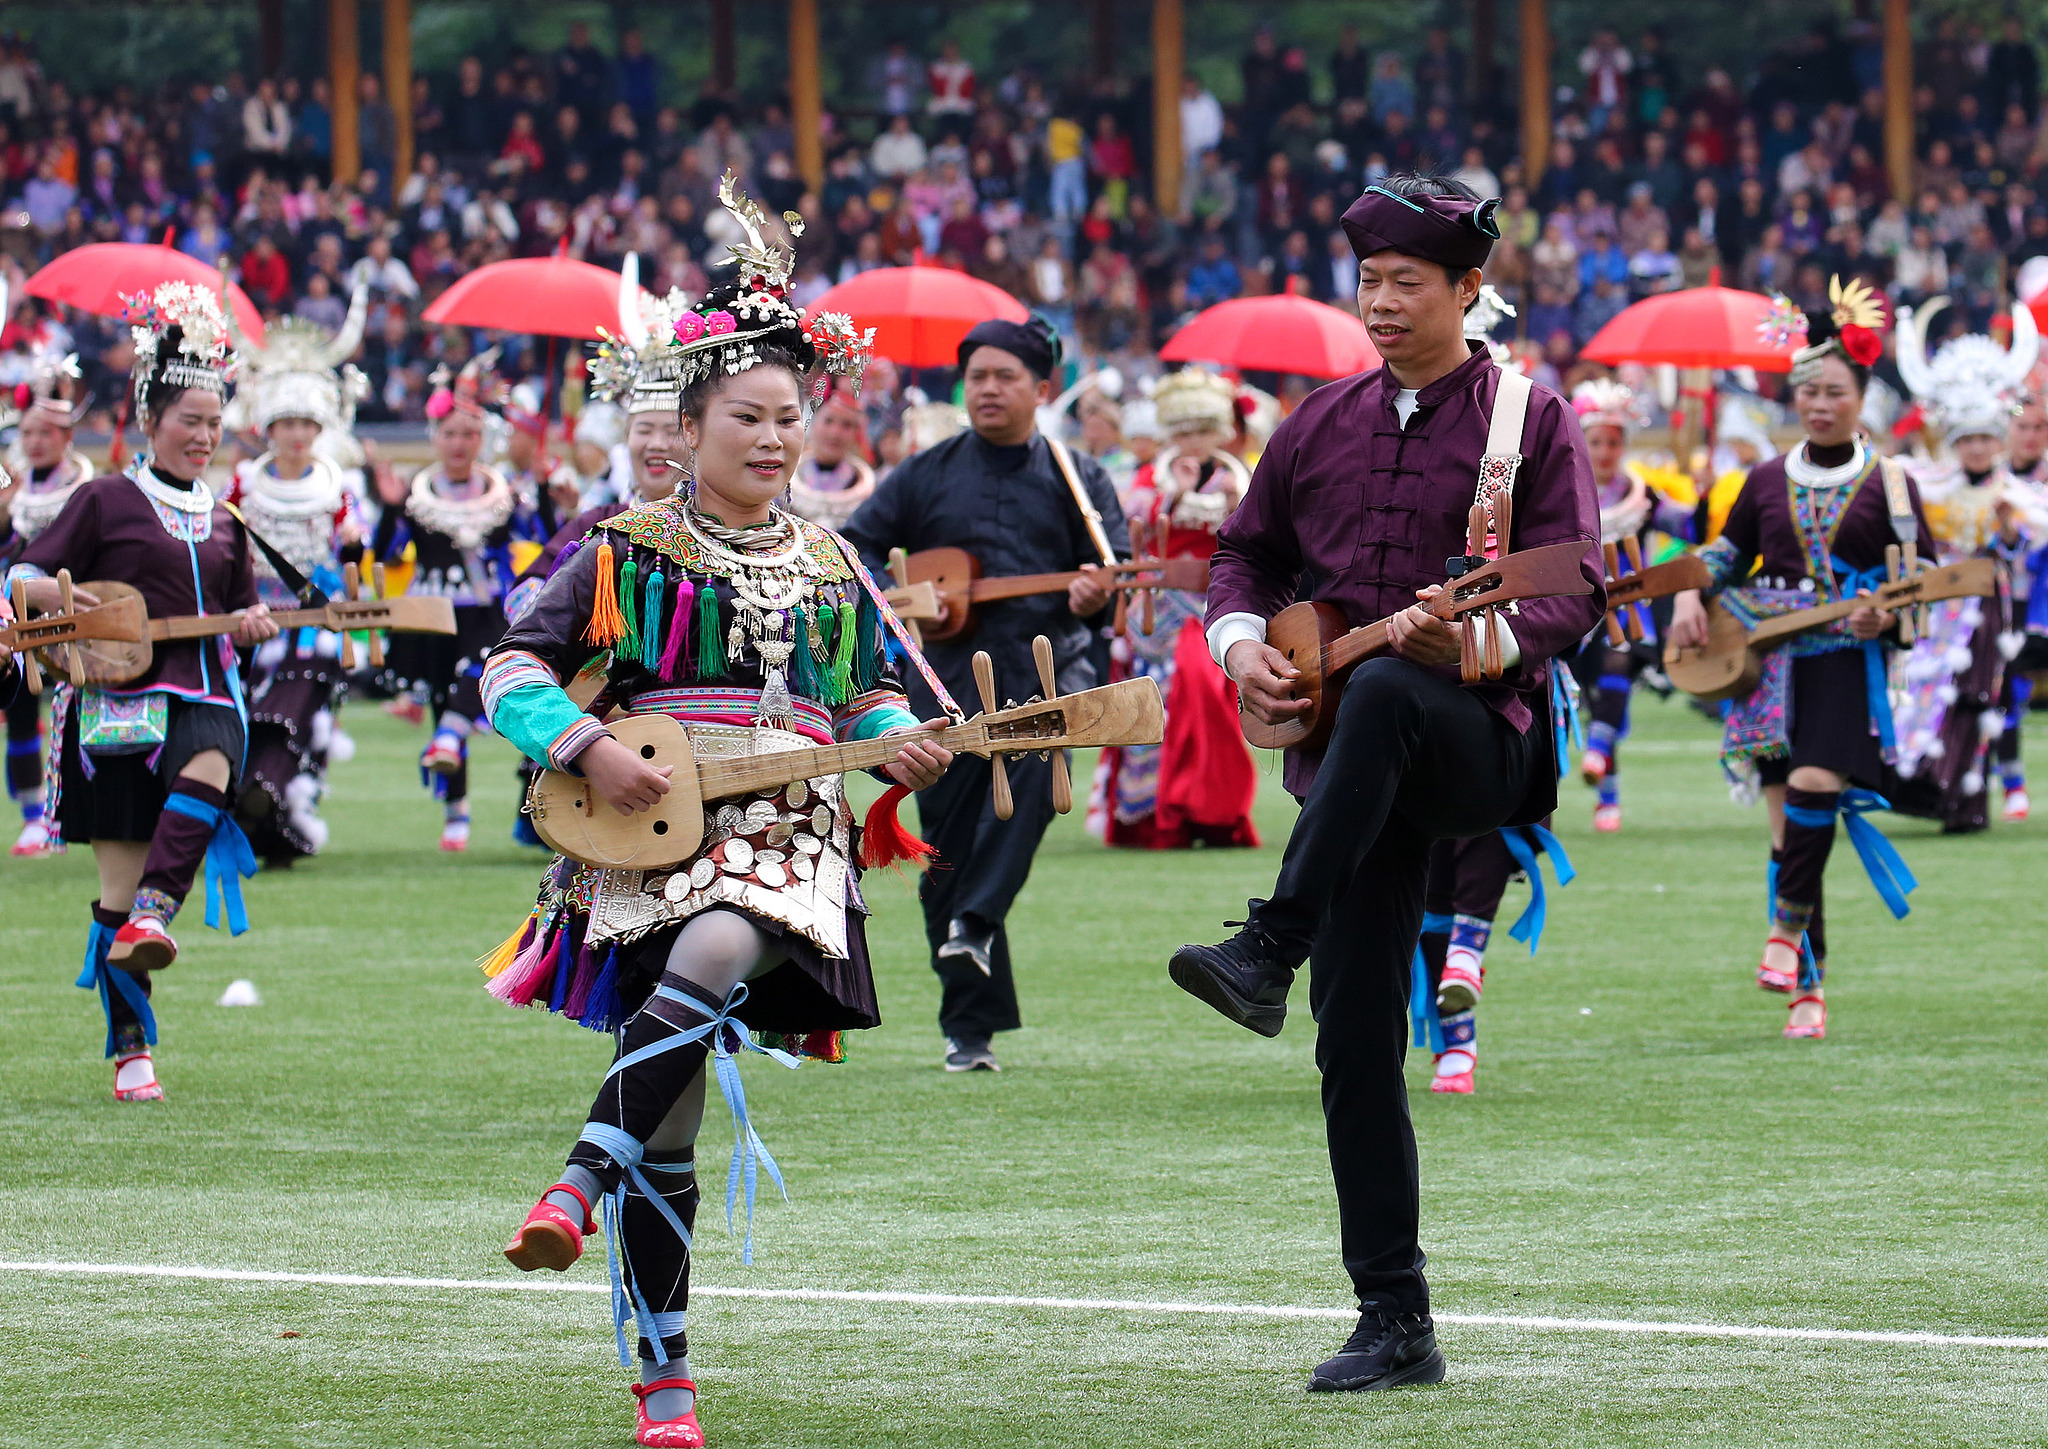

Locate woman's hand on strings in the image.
[579,733,674,814]
[882,717,953,789]
[1667,589,1710,649]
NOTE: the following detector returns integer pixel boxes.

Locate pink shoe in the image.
[11,819,57,856]
[2003,788,2030,823]
[632,1381,706,1447]
[1579,749,1610,785]
[108,916,178,971]
[439,818,471,852]
[421,733,465,775]
[383,697,425,726]
[503,1184,593,1272]
[1430,1069,1475,1095]
[113,1049,164,1102]
[1783,994,1827,1040]
[1593,803,1622,833]
[1757,937,1799,993]
[1435,961,1483,1014]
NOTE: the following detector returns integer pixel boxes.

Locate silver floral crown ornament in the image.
[125,281,235,412]
[592,252,697,415]
[667,172,874,396]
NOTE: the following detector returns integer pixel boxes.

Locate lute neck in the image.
[1323,617,1396,673]
[694,720,987,800]
[153,607,329,642]
[965,559,1163,604]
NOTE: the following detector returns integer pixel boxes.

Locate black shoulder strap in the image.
[220,499,331,608]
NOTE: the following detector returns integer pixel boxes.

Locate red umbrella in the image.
[1158,291,1379,378]
[422,254,627,340]
[1578,286,1798,371]
[25,243,264,336]
[806,265,1028,368]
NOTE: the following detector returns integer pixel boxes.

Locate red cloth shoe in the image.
[1756,938,1799,994]
[113,1049,164,1102]
[1579,749,1610,785]
[108,916,177,971]
[1593,803,1622,833]
[421,734,465,775]
[632,1381,706,1448]
[1783,994,1827,1040]
[1430,1069,1475,1095]
[383,697,425,726]
[503,1185,593,1272]
[1435,961,1483,1014]
[2003,787,2030,823]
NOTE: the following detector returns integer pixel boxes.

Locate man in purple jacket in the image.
[1169,174,1604,1393]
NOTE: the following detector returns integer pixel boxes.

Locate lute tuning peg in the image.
[1033,635,1071,815]
[973,649,1013,820]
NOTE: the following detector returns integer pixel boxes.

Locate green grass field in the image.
[2,696,2045,1448]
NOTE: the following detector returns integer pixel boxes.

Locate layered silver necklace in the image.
[683,501,816,727]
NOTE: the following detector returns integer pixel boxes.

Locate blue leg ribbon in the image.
[1410,911,1452,1053]
[1764,857,1821,985]
[163,792,259,934]
[577,983,800,1366]
[77,921,156,1058]
[1500,825,1576,954]
[1785,790,1916,920]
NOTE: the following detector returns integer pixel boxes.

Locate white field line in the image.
[2,1260,2046,1351]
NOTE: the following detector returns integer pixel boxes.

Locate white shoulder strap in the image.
[1046,435,1119,566]
[1485,368,1533,459]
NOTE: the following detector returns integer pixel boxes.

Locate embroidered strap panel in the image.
[597,505,854,582]
[1786,461,1869,602]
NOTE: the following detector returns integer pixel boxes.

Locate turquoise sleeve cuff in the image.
[492,681,598,769]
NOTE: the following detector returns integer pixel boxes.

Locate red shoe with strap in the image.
[113,1049,164,1102]
[108,916,178,971]
[1756,936,1799,994]
[1784,994,1827,1040]
[1429,1069,1475,1095]
[503,1184,594,1272]
[632,1381,706,1448]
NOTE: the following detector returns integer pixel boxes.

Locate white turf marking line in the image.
[3,1260,2047,1351]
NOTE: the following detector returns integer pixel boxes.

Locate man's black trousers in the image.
[1260,657,1534,1315]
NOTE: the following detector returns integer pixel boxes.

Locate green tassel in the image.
[790,602,819,700]
[641,568,665,671]
[696,581,727,679]
[855,593,880,692]
[618,556,641,661]
[812,600,838,704]
[830,599,858,703]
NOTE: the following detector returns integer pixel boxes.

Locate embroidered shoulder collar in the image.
[597,499,855,580]
[406,464,514,550]
[129,461,214,514]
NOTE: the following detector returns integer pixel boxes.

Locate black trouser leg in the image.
[567,975,719,1190]
[6,689,43,808]
[1775,787,1838,946]
[622,1148,700,1364]
[915,751,1056,1037]
[1278,660,1534,1313]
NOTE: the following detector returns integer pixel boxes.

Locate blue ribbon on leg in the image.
[1499,825,1576,954]
[1786,790,1917,920]
[1410,911,1453,1053]
[1763,857,1822,988]
[163,792,259,934]
[77,920,156,1059]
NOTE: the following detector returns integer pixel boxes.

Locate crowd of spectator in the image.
[5,14,2048,431]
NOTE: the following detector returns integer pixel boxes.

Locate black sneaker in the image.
[1307,1310,1446,1392]
[1168,904,1297,1038]
[943,1035,1000,1072]
[936,917,995,976]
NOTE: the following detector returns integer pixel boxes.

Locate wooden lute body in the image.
[1662,556,1997,702]
[903,546,1210,642]
[528,674,1165,870]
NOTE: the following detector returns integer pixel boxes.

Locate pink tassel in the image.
[659,577,695,680]
[487,919,559,1006]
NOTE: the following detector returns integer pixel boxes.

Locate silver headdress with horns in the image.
[1893,294,2040,443]
[590,252,694,416]
[224,282,371,437]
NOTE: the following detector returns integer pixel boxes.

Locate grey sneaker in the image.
[936,917,995,976]
[943,1035,1000,1072]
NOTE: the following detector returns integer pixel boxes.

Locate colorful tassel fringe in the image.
[696,584,727,678]
[855,595,879,692]
[660,578,695,680]
[829,600,857,704]
[617,557,642,661]
[582,542,625,646]
[578,946,623,1032]
[859,783,938,871]
[478,913,538,979]
[641,569,666,670]
[486,913,560,1005]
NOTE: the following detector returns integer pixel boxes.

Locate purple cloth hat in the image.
[1340,184,1500,271]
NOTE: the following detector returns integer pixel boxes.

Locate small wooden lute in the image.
[1598,549,1711,646]
[1662,555,1996,702]
[903,546,1210,642]
[529,663,1165,870]
[74,570,458,685]
[6,569,150,695]
[1239,536,1597,753]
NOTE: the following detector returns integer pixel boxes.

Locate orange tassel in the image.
[478,913,537,979]
[582,541,626,646]
[858,783,939,871]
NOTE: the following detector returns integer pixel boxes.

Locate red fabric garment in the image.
[1152,617,1259,848]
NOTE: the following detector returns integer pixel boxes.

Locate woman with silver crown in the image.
[4,282,279,1102]
[0,306,96,857]
[1091,366,1258,848]
[369,347,517,851]
[1886,295,2048,831]
[223,283,372,863]
[1669,278,1939,1041]
[482,177,953,1449]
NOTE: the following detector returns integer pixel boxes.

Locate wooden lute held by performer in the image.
[529,645,1164,870]
[5,569,150,694]
[73,563,458,686]
[1663,554,1997,702]
[1240,493,1597,753]
[1598,541,1711,647]
[902,545,1209,642]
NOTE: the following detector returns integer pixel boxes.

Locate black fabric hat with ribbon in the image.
[1340,182,1500,271]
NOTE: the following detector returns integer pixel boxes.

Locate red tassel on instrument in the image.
[858,783,939,871]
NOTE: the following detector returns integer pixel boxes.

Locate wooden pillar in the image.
[1470,0,1495,112]
[789,0,824,193]
[384,0,413,188]
[331,0,361,184]
[710,0,736,94]
[1519,0,1549,187]
[1884,0,1914,201]
[258,0,286,78]
[1152,0,1182,216]
[1092,0,1117,78]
